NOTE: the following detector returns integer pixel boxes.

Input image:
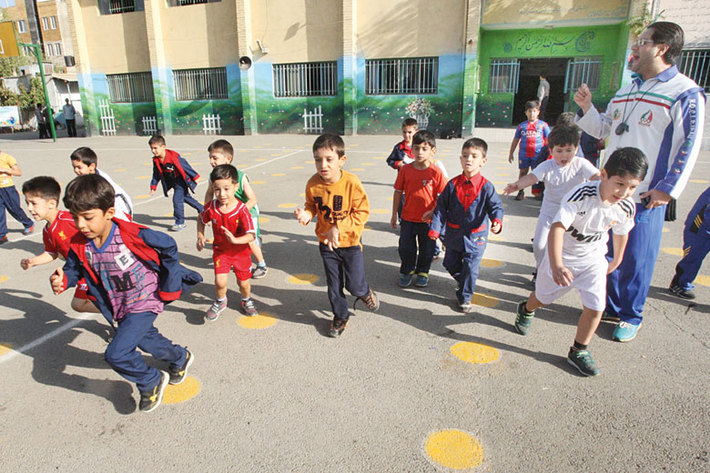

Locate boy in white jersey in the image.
[513,148,648,376]
[504,126,600,280]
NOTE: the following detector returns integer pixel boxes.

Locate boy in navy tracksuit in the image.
[386,117,417,170]
[149,135,203,232]
[429,138,503,313]
[669,186,710,299]
[50,174,201,412]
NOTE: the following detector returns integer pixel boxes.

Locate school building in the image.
[65,0,709,140]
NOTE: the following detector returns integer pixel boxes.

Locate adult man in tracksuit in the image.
[574,21,706,342]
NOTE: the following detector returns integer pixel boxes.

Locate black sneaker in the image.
[601,311,621,322]
[240,297,259,316]
[251,266,268,279]
[567,348,600,377]
[139,371,169,412]
[169,349,194,385]
[514,300,535,335]
[328,317,348,337]
[669,283,696,300]
[354,288,379,312]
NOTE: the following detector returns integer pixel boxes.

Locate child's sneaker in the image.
[0,235,7,245]
[139,371,169,412]
[601,311,620,322]
[567,348,600,377]
[354,288,379,312]
[515,190,525,201]
[240,297,258,316]
[459,300,475,313]
[414,273,429,288]
[251,265,268,279]
[169,223,186,232]
[169,349,194,385]
[328,317,348,337]
[23,225,34,235]
[206,298,227,321]
[514,300,535,335]
[669,283,696,300]
[612,321,641,342]
[399,271,415,287]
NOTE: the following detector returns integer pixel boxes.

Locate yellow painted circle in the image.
[288,273,319,285]
[238,312,278,329]
[425,429,484,470]
[259,217,270,224]
[689,179,708,184]
[662,247,684,256]
[471,292,499,308]
[162,376,200,404]
[163,212,173,217]
[371,208,389,214]
[451,342,499,364]
[114,168,126,172]
[0,275,9,283]
[662,226,670,233]
[351,168,364,171]
[135,194,150,199]
[387,196,394,201]
[362,162,375,166]
[493,181,506,186]
[291,166,304,169]
[488,234,502,242]
[480,258,502,268]
[251,180,265,185]
[256,158,267,162]
[278,203,297,209]
[695,275,710,287]
[271,153,281,157]
[303,160,314,164]
[272,173,286,177]
[136,175,149,179]
[0,343,14,356]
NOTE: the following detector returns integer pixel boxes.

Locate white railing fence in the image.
[98,99,116,136]
[202,113,221,135]
[303,105,323,134]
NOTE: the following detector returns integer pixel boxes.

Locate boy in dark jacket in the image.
[50,174,201,412]
[149,135,203,231]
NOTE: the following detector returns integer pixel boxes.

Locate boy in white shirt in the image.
[504,126,600,280]
[513,147,647,377]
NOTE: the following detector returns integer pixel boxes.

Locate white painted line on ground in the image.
[0,312,98,364]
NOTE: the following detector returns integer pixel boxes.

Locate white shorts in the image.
[534,252,608,311]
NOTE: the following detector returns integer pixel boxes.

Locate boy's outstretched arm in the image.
[547,223,573,286]
[241,179,258,210]
[607,233,629,274]
[390,190,403,229]
[503,173,538,196]
[196,219,207,251]
[21,251,56,270]
[294,207,313,225]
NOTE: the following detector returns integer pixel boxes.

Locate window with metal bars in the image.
[173,67,228,101]
[365,57,438,95]
[98,0,143,14]
[679,49,710,93]
[168,0,220,6]
[489,59,519,93]
[272,62,337,97]
[16,20,26,33]
[564,57,602,92]
[107,72,154,103]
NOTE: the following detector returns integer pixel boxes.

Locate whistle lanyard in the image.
[615,79,661,136]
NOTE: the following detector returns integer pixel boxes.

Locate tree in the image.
[17,77,45,109]
[0,86,17,106]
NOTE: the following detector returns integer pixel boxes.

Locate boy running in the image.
[508,100,551,200]
[0,148,34,243]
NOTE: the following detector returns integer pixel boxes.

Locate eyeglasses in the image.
[633,38,655,47]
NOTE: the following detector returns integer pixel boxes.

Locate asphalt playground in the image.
[0,130,708,472]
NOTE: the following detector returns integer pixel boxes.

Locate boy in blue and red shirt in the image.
[508,100,551,200]
[386,118,417,171]
[149,135,203,232]
[429,138,503,313]
[50,174,201,413]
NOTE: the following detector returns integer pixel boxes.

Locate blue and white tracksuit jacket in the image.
[576,65,706,324]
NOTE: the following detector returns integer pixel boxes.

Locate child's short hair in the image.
[555,112,578,128]
[208,139,234,157]
[525,100,540,111]
[402,118,418,128]
[210,163,239,183]
[148,134,166,146]
[313,133,345,158]
[604,147,648,180]
[70,147,98,166]
[461,137,488,156]
[63,174,115,214]
[412,130,436,148]
[548,126,581,149]
[22,176,61,202]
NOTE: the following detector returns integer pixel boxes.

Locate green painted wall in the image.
[476,24,629,127]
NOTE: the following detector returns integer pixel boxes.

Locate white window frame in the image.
[488,59,520,93]
[107,72,155,103]
[365,57,438,95]
[173,67,228,101]
[41,17,49,30]
[272,62,337,98]
[50,16,57,30]
[16,20,26,34]
[45,43,54,56]
[679,49,710,93]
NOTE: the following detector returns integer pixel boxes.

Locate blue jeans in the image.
[673,227,710,290]
[443,237,487,303]
[104,311,187,392]
[172,184,204,225]
[0,186,33,237]
[398,220,436,275]
[319,244,370,321]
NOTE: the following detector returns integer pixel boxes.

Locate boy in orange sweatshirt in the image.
[294,134,380,337]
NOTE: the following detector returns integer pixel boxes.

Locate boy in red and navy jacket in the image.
[430,138,503,313]
[386,118,417,170]
[149,134,203,232]
[51,174,201,413]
